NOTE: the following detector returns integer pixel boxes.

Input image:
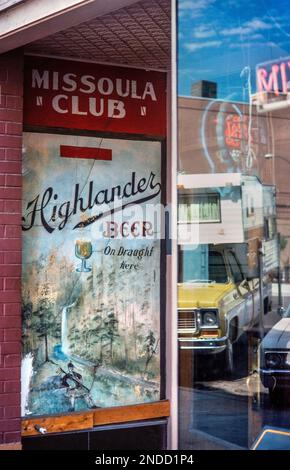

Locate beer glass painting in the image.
[21,133,162,417]
[75,240,92,272]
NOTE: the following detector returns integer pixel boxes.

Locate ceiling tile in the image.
[25,0,171,70]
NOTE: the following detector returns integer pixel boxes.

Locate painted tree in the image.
[85,313,108,363]
[32,282,60,364]
[32,297,53,363]
[68,326,81,355]
[22,297,33,354]
[103,311,119,363]
[143,330,159,378]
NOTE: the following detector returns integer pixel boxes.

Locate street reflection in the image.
[178,0,290,450]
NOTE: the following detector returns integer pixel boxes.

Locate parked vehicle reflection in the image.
[260,304,290,404]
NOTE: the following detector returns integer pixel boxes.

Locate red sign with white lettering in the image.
[23,56,166,137]
[256,56,290,95]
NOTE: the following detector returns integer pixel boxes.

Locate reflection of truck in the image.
[177,173,278,374]
[259,305,290,404]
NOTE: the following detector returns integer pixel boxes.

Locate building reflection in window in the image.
[178,0,290,450]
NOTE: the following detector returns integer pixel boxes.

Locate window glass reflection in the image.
[178,0,290,450]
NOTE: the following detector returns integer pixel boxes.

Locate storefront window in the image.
[178,193,221,222]
[21,57,166,419]
[178,0,290,450]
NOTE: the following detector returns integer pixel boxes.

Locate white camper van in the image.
[177,173,279,373]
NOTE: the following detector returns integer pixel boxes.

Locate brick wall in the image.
[0,50,23,447]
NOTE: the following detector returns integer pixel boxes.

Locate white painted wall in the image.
[0,0,26,13]
[0,0,139,53]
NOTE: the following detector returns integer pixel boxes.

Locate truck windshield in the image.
[208,251,229,283]
[178,247,228,284]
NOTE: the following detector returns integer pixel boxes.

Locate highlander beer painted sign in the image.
[24,56,166,136]
[21,58,165,417]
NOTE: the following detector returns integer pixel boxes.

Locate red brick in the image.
[4,200,21,214]
[6,96,22,110]
[0,278,3,290]
[4,355,20,368]
[3,252,21,264]
[0,214,21,225]
[0,161,21,174]
[4,431,21,444]
[6,73,22,89]
[0,291,21,303]
[4,52,22,67]
[6,58,23,79]
[4,278,20,291]
[4,329,21,341]
[0,393,20,406]
[1,59,20,77]
[0,368,20,381]
[0,240,21,251]
[0,419,20,432]
[0,135,22,149]
[3,304,20,317]
[4,381,20,394]
[5,175,21,187]
[5,122,22,136]
[0,95,6,109]
[0,188,21,200]
[4,225,21,237]
[2,342,21,355]
[0,265,21,277]
[4,406,19,419]
[5,148,21,161]
[0,109,22,123]
[0,317,21,329]
[0,69,8,83]
[0,80,23,96]
[1,74,23,92]
[0,54,23,424]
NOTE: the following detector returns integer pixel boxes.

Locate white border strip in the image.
[166,0,178,451]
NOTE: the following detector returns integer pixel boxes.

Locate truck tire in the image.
[217,339,234,377]
[224,339,234,376]
[223,319,238,376]
[222,317,239,376]
[264,297,271,315]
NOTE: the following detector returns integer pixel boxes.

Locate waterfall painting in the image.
[21,132,162,417]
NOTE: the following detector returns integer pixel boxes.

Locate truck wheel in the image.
[269,387,283,406]
[264,297,271,315]
[224,339,234,376]
[222,320,238,377]
[218,340,234,377]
